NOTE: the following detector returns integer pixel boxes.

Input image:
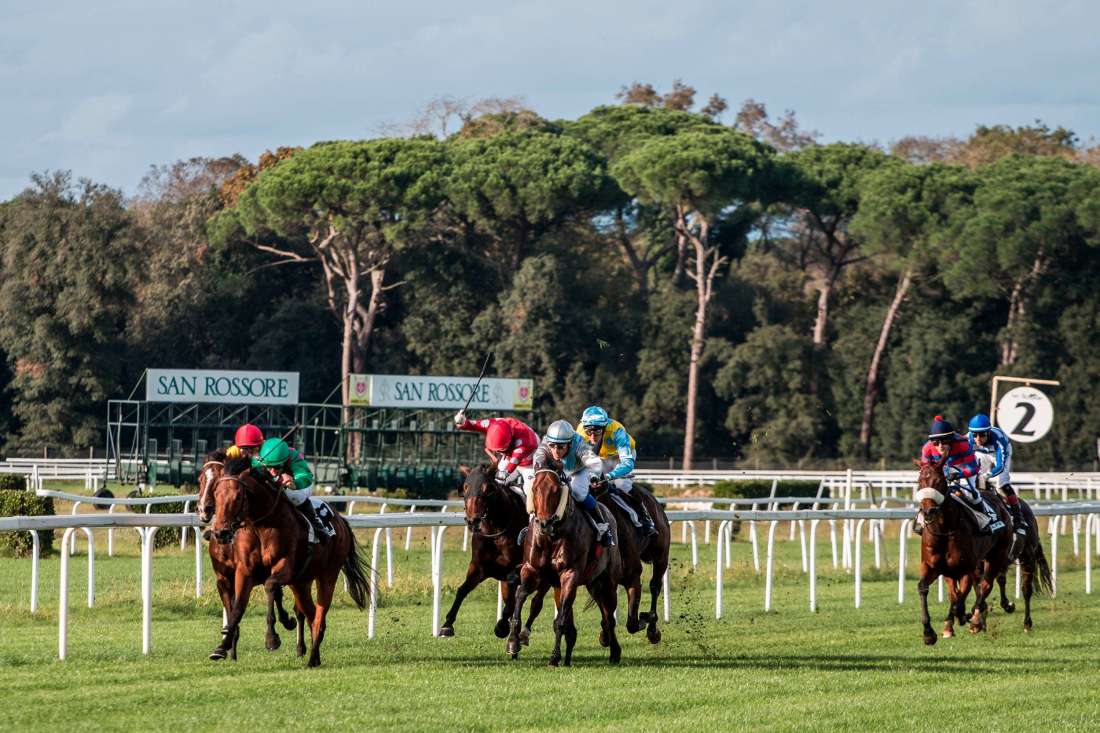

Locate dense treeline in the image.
[2,85,1099,470]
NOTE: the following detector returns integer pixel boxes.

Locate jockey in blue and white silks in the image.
[968,413,1026,540]
[577,406,655,536]
[531,420,612,546]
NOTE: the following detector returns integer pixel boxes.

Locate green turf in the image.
[1,527,1099,732]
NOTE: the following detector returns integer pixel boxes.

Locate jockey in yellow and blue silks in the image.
[577,406,655,536]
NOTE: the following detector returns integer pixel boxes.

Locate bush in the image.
[712,479,824,500]
[0,474,27,491]
[127,490,185,549]
[0,485,55,557]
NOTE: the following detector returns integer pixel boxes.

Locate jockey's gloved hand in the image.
[589,478,609,496]
[453,410,466,427]
[495,469,509,482]
[945,466,962,481]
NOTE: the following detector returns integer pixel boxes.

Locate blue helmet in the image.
[968,413,993,433]
[580,406,611,428]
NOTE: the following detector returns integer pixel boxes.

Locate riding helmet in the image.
[967,413,993,433]
[234,423,264,448]
[256,438,290,467]
[485,421,513,452]
[545,420,575,444]
[928,415,955,440]
[580,406,611,428]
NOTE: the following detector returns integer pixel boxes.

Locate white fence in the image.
[4,496,1100,661]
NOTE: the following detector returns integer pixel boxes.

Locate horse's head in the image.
[197,450,227,525]
[207,457,268,544]
[530,460,569,537]
[460,463,498,533]
[914,455,949,524]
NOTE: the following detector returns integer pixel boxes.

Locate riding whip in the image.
[461,351,494,414]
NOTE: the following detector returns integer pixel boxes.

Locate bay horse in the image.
[439,464,550,643]
[198,451,295,658]
[506,462,622,666]
[207,457,371,667]
[594,481,670,643]
[915,455,1013,645]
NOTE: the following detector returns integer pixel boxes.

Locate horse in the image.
[207,456,371,667]
[945,497,1054,635]
[198,451,295,658]
[439,464,550,643]
[914,455,1013,645]
[506,462,622,666]
[594,481,670,643]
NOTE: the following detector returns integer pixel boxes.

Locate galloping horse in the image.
[915,455,1013,645]
[594,482,670,643]
[198,451,295,658]
[207,457,371,667]
[506,462,622,666]
[439,464,550,642]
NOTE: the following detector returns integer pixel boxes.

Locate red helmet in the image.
[485,421,513,452]
[234,423,264,448]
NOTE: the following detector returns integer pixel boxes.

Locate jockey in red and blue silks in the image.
[921,415,982,503]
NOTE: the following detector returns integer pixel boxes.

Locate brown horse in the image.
[946,498,1054,634]
[915,455,1013,645]
[594,482,670,643]
[506,463,622,666]
[207,457,371,667]
[198,451,295,658]
[439,464,550,642]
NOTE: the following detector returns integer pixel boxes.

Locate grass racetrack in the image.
[2,520,1100,732]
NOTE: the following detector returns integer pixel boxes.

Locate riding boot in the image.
[1005,501,1026,560]
[298,500,329,545]
[629,493,657,536]
[582,495,614,547]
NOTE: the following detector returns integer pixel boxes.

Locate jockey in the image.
[577,406,655,536]
[917,415,1000,534]
[454,411,540,495]
[252,437,332,544]
[532,419,613,546]
[968,413,1026,540]
[225,423,264,459]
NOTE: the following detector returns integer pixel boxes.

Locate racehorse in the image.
[439,464,550,643]
[945,497,1053,635]
[593,481,670,643]
[198,451,295,658]
[915,455,1013,645]
[506,462,622,666]
[207,456,371,667]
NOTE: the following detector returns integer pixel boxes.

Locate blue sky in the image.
[2,0,1097,198]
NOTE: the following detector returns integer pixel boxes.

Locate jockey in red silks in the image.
[918,414,1002,533]
[454,410,540,494]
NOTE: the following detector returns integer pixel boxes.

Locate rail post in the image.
[808,518,820,612]
[30,529,40,612]
[368,527,383,639]
[764,520,780,611]
[897,520,910,604]
[141,526,160,654]
[58,527,76,660]
[714,520,728,619]
[854,518,866,608]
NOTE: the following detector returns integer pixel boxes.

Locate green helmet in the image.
[256,437,290,468]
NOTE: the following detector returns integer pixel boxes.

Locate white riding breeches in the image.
[284,487,311,506]
[567,469,595,502]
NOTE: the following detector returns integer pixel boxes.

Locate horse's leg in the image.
[550,570,579,667]
[997,570,1015,614]
[440,561,486,638]
[593,576,621,665]
[624,567,643,635]
[306,571,338,668]
[506,565,536,660]
[291,583,315,658]
[942,577,959,638]
[210,574,234,660]
[918,564,938,646]
[969,566,995,634]
[218,569,255,661]
[521,581,548,645]
[955,574,973,627]
[275,585,296,630]
[264,580,282,651]
[1021,550,1035,632]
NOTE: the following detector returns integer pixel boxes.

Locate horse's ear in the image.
[459,464,471,477]
[911,458,922,469]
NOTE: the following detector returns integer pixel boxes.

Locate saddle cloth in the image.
[948,491,1004,534]
[304,499,338,544]
[608,491,642,528]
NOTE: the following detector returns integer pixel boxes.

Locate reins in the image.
[213,471,287,531]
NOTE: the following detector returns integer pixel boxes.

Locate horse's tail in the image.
[341,523,372,610]
[1032,536,1055,597]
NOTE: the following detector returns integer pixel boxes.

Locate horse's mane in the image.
[204,449,228,463]
[225,456,253,475]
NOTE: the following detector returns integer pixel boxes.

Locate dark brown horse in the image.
[946,498,1054,635]
[198,451,295,658]
[440,464,550,642]
[207,457,371,667]
[506,463,622,666]
[594,482,670,643]
[915,456,1013,645]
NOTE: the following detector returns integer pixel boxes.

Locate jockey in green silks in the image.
[252,437,332,544]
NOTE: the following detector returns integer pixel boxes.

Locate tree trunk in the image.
[812,277,832,347]
[999,248,1045,367]
[859,268,912,459]
[681,214,717,472]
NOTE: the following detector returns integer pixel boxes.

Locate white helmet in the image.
[544,420,575,445]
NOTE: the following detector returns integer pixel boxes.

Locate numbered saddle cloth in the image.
[948,492,1004,535]
[305,499,338,544]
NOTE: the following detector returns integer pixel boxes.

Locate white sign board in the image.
[996,386,1053,443]
[348,374,533,411]
[146,369,300,405]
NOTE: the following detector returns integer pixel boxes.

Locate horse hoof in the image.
[307,657,321,668]
[1002,602,1015,614]
[609,649,621,665]
[548,656,561,668]
[599,630,610,648]
[507,640,520,658]
[439,626,455,638]
[493,619,510,638]
[626,619,642,634]
[266,634,281,651]
[209,649,227,661]
[281,617,297,631]
[942,629,953,639]
[1024,620,1033,632]
[968,625,983,635]
[646,627,662,645]
[296,646,306,658]
[923,633,937,646]
[519,629,531,646]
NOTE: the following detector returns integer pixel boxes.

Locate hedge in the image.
[712,479,824,500]
[126,487,187,549]
[0,476,56,557]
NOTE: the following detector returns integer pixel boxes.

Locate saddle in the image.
[948,488,1006,535]
[299,499,337,545]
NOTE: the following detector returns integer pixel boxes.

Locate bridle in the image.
[210,470,284,543]
[530,468,570,537]
[464,471,510,538]
[198,460,223,521]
